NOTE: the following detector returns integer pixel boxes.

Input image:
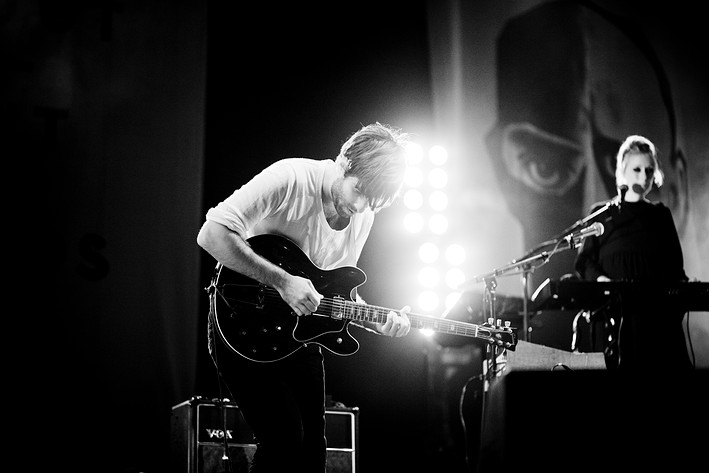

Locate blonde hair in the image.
[615,135,664,188]
[336,123,410,211]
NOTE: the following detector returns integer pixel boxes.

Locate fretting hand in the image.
[376,305,411,337]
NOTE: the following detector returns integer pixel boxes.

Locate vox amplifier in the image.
[170,396,359,473]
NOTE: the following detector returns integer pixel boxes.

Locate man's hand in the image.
[277,274,323,316]
[376,305,411,337]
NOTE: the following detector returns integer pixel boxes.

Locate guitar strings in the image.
[219,284,512,343]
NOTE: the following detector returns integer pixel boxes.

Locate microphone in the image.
[617,185,628,211]
[563,222,605,248]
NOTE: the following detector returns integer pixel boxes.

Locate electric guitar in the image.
[209,234,518,362]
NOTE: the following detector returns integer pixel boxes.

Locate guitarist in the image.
[197,122,412,472]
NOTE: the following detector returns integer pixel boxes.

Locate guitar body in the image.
[211,234,367,362]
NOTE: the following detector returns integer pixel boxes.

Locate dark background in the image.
[4,1,706,473]
[199,3,454,473]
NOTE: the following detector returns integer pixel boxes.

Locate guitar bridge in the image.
[256,285,266,309]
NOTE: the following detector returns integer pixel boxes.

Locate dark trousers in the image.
[212,337,327,473]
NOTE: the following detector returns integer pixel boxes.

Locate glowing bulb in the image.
[429,190,448,212]
[403,189,424,210]
[418,290,439,312]
[428,168,448,188]
[445,244,466,265]
[403,212,424,233]
[405,166,423,188]
[418,241,439,264]
[429,145,448,165]
[445,267,466,290]
[406,142,424,164]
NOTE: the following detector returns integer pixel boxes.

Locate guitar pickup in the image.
[330,296,346,319]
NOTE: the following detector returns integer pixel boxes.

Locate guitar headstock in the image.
[483,318,518,351]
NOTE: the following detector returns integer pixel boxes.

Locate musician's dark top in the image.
[574,200,691,370]
[575,200,687,283]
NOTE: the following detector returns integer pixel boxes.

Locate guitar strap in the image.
[205,263,238,469]
[205,264,220,358]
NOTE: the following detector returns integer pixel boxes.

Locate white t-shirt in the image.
[205,158,375,270]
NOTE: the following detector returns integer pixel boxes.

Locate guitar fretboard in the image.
[332,297,494,340]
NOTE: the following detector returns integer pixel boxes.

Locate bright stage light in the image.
[418,266,440,288]
[403,189,424,210]
[403,212,424,233]
[428,190,448,212]
[418,290,439,312]
[444,267,466,290]
[418,241,439,264]
[404,166,424,188]
[445,243,466,265]
[428,145,448,165]
[405,142,424,164]
[428,168,448,188]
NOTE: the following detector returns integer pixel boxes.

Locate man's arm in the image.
[197,220,322,316]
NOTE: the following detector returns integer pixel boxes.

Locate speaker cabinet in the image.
[477,370,709,473]
[171,396,359,473]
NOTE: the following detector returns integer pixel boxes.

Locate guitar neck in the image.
[335,298,496,340]
[257,286,515,348]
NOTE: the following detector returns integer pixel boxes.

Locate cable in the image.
[208,279,237,472]
[684,310,696,368]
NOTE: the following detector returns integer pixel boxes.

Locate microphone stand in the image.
[523,198,617,260]
[461,205,615,472]
[462,237,594,472]
[508,199,616,341]
[466,251,552,464]
[521,264,531,343]
[461,200,613,391]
